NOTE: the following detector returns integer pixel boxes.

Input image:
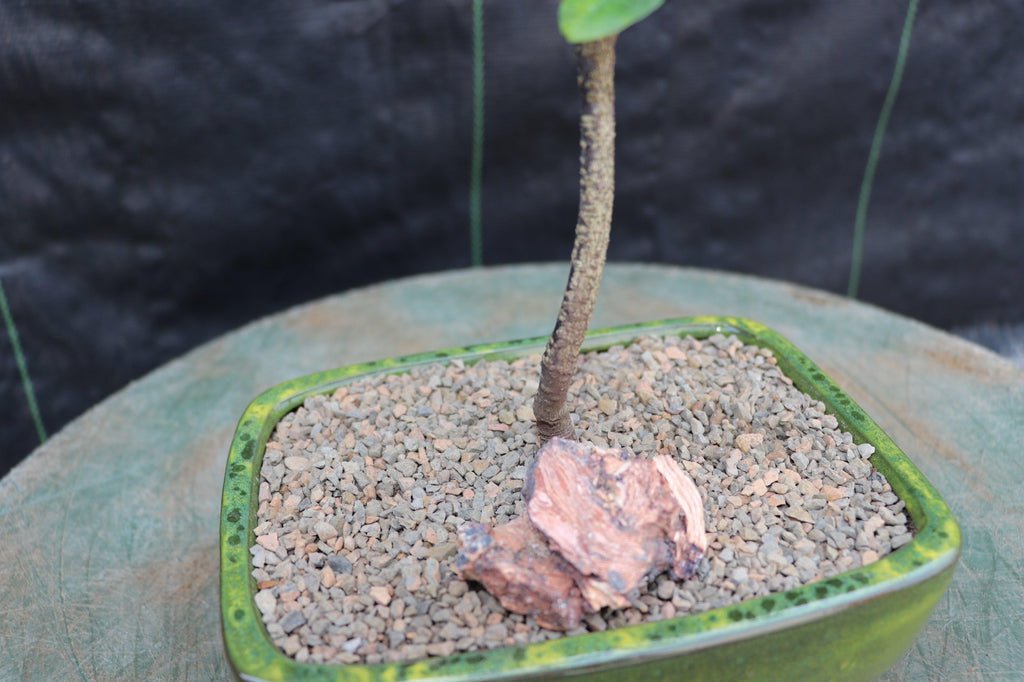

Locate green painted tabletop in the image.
[1,264,1020,681]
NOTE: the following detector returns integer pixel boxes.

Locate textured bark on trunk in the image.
[533,36,617,444]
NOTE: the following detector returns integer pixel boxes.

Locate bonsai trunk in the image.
[534,35,617,444]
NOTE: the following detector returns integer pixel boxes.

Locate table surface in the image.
[2,264,1021,681]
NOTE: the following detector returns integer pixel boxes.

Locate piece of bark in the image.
[456,438,707,630]
[454,517,587,630]
[527,439,707,610]
[653,455,708,578]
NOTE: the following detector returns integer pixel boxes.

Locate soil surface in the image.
[250,334,911,664]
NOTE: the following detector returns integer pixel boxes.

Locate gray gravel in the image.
[250,334,911,665]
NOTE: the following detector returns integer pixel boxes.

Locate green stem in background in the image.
[848,0,920,298]
[469,0,486,267]
[0,279,47,445]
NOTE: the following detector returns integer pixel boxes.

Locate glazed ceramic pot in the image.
[220,316,960,681]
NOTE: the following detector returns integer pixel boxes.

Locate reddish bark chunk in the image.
[456,438,707,630]
[455,517,586,630]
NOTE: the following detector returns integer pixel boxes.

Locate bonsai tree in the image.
[534,0,666,443]
[458,0,707,632]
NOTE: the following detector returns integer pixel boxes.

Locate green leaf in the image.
[558,0,665,44]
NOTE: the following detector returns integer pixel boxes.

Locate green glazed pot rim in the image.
[220,316,961,682]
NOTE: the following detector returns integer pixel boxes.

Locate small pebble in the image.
[284,456,311,472]
[280,611,306,634]
[314,522,338,542]
[598,397,617,416]
[786,507,814,523]
[254,590,276,617]
[369,586,393,606]
[735,433,763,453]
[256,533,279,552]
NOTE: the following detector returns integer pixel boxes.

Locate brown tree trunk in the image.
[534,36,617,444]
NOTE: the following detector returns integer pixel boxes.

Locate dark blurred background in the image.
[1,0,1022,476]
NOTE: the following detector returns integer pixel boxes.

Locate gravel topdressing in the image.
[249,334,911,665]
